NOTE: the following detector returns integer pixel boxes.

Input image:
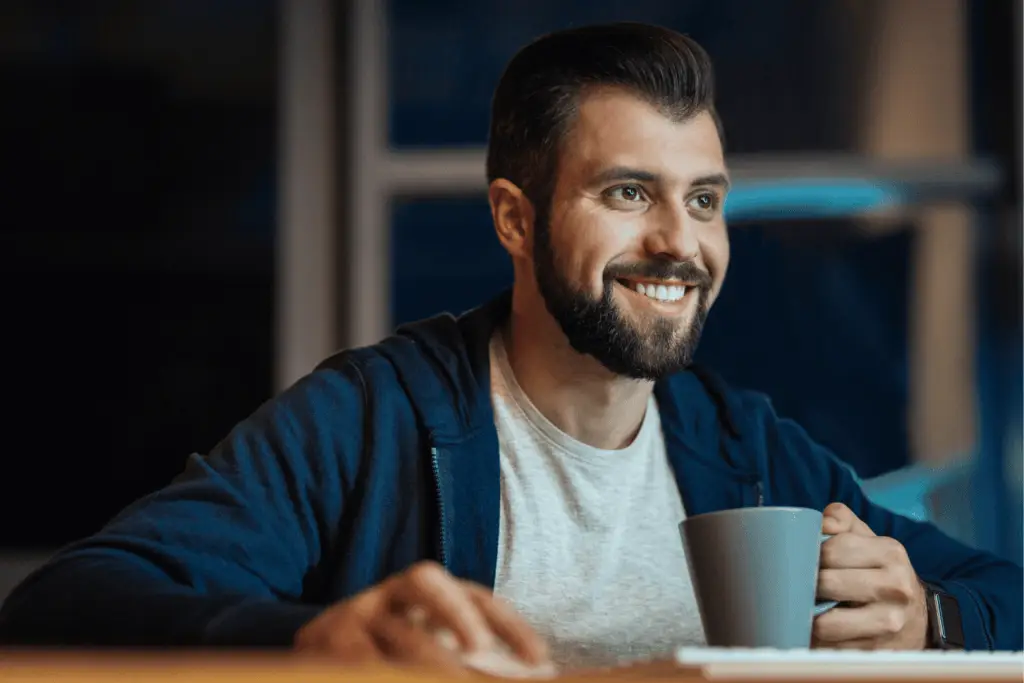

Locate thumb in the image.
[822,502,875,537]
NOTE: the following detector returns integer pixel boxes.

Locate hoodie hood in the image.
[372,290,511,442]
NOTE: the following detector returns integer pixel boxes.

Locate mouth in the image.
[614,277,696,304]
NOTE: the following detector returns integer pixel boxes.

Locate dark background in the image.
[0,1,1019,569]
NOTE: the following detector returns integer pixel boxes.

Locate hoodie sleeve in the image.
[0,363,366,647]
[763,406,1023,651]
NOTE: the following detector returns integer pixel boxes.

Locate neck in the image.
[502,288,653,451]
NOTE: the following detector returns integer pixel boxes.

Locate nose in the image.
[641,205,700,263]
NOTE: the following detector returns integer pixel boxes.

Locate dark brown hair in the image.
[486,22,722,224]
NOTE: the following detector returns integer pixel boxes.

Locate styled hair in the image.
[486,22,722,223]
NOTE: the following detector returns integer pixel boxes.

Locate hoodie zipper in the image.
[754,480,765,507]
[430,446,449,569]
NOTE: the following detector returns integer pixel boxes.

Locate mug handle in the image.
[814,534,839,616]
[814,599,839,616]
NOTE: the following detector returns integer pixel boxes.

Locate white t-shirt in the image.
[489,333,706,670]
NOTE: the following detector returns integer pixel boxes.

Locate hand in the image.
[814,503,929,650]
[294,561,550,673]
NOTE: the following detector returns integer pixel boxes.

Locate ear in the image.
[489,178,535,259]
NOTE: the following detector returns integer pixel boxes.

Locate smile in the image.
[615,278,692,304]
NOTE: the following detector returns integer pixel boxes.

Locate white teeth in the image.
[630,281,687,302]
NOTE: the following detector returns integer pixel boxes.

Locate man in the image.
[0,22,1020,671]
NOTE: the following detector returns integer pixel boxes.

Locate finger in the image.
[819,565,921,606]
[371,613,468,675]
[817,568,891,603]
[820,533,904,570]
[386,563,495,653]
[462,582,550,665]
[812,634,877,650]
[305,625,384,663]
[822,503,875,537]
[346,583,390,620]
[813,603,910,643]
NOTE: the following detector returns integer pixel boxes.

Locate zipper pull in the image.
[755,480,764,507]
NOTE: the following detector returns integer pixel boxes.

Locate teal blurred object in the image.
[861,461,977,545]
[725,180,901,222]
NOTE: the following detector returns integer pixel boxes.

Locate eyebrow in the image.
[590,166,661,185]
[691,172,732,192]
[590,166,731,191]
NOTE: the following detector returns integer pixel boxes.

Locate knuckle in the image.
[816,569,836,594]
[888,571,917,603]
[880,607,905,634]
[882,537,909,564]
[819,539,840,566]
[874,568,897,600]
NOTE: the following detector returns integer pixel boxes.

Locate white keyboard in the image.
[675,646,1024,679]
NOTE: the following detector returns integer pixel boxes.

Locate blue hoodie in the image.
[0,292,1020,650]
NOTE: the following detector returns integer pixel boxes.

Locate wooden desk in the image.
[0,653,697,682]
[0,651,1018,683]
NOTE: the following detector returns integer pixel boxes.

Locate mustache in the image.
[605,260,713,289]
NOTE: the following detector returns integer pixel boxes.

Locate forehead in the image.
[562,88,725,183]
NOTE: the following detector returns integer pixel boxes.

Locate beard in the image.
[532,221,712,381]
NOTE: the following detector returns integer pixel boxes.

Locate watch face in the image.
[932,590,965,648]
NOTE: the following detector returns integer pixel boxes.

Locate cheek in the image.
[568,250,611,294]
[703,226,731,297]
[550,212,622,291]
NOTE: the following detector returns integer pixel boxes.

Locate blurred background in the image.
[0,0,1020,599]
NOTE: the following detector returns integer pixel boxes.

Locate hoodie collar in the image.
[386,289,749,456]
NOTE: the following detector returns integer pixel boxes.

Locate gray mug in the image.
[680,507,837,649]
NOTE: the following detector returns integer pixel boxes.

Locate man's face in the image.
[532,89,730,380]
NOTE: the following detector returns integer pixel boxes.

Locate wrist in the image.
[914,580,933,649]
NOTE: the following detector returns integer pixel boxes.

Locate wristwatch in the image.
[923,582,965,649]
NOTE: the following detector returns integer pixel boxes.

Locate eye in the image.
[688,191,721,216]
[604,184,647,204]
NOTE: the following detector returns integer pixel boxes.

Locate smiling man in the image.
[0,22,1020,671]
